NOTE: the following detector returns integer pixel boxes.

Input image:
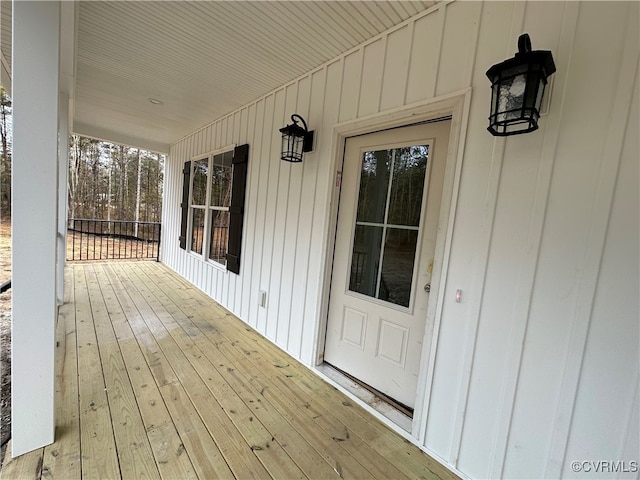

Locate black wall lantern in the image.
[279,114,314,162]
[486,33,556,136]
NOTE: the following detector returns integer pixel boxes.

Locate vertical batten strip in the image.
[435,1,482,97]
[256,94,278,335]
[247,99,267,329]
[405,5,445,104]
[236,106,252,316]
[338,50,364,123]
[358,37,386,117]
[400,21,416,107]
[230,110,243,310]
[380,23,413,111]
[296,66,328,362]
[286,74,315,357]
[269,86,295,345]
[429,5,446,99]
[277,80,306,349]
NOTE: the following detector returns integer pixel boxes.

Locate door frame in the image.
[312,88,472,441]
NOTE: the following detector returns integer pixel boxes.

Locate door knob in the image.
[424,283,431,293]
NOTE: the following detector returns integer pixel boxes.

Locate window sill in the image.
[187,250,228,273]
[206,258,228,273]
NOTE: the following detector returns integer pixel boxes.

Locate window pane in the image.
[190,208,205,254]
[387,146,428,226]
[349,225,383,297]
[191,160,208,205]
[378,228,418,307]
[210,165,232,207]
[356,150,392,224]
[209,210,229,265]
[218,150,234,167]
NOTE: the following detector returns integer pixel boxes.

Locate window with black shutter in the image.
[226,144,249,274]
[179,144,249,275]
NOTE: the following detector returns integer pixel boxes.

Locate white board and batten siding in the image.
[162,1,639,478]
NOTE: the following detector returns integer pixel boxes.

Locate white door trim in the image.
[311,88,472,441]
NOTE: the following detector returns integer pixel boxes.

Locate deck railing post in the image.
[157,223,162,262]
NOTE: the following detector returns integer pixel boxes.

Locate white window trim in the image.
[187,146,235,269]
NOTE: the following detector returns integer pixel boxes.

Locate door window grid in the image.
[349,145,429,308]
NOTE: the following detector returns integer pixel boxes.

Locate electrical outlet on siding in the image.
[258,290,267,308]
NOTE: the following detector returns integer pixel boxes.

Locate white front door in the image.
[325,120,450,409]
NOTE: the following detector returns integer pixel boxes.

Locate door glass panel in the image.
[388,146,429,226]
[356,150,392,223]
[349,225,383,297]
[348,144,429,308]
[379,229,418,307]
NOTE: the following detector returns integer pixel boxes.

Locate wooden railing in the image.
[67,219,161,262]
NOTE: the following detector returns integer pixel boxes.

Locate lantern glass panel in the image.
[534,76,546,113]
[281,132,304,162]
[496,72,527,123]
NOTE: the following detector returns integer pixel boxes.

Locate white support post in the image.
[11,0,61,456]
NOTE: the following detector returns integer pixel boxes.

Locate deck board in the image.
[84,265,160,480]
[42,267,81,479]
[74,265,121,480]
[1,262,458,480]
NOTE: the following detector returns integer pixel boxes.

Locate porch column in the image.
[12,0,61,456]
[57,92,69,306]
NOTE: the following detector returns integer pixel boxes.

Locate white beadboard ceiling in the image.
[20,1,435,153]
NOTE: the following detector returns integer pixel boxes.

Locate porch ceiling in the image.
[70,1,438,153]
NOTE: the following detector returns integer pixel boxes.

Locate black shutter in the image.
[179,161,191,250]
[226,144,249,274]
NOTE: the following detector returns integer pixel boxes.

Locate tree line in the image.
[0,87,11,219]
[68,136,164,224]
[0,86,165,225]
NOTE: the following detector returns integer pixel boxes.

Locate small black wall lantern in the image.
[279,114,314,162]
[486,33,556,136]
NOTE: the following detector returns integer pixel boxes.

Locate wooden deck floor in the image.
[1,262,456,480]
